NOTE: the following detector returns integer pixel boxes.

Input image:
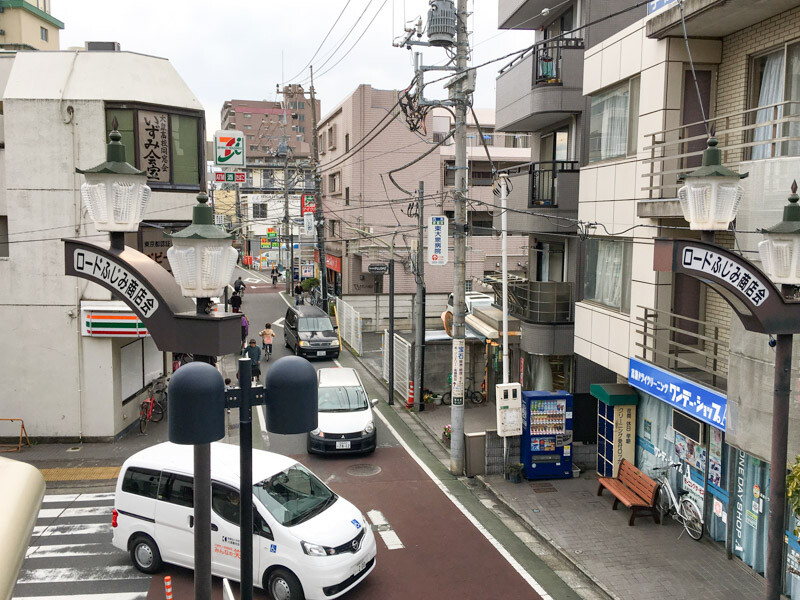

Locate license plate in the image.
[317,351,326,356]
[336,441,351,449]
[353,559,366,576]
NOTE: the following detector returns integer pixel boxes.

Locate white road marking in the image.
[38,506,113,519]
[256,404,267,436]
[43,492,114,503]
[25,543,108,559]
[16,565,149,584]
[31,523,111,537]
[366,509,405,550]
[273,317,285,328]
[333,358,343,367]
[372,408,553,600]
[13,593,146,600]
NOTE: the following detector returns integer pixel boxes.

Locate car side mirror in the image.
[371,398,379,407]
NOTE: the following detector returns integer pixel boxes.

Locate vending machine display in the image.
[521,390,573,480]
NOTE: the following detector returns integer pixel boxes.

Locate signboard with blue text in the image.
[648,0,678,14]
[628,357,727,430]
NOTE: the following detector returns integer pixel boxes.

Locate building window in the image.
[247,135,254,140]
[328,172,340,194]
[345,134,350,153]
[297,114,305,122]
[327,125,337,150]
[588,77,640,162]
[250,145,258,151]
[253,203,267,219]
[299,101,305,109]
[750,42,800,159]
[0,216,8,257]
[297,126,305,133]
[243,113,252,118]
[583,238,632,312]
[40,27,48,42]
[106,105,203,190]
[345,187,350,206]
[244,124,252,130]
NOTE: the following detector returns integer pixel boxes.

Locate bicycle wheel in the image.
[139,402,149,434]
[150,399,164,423]
[679,498,704,540]
[469,389,486,405]
[441,391,451,405]
[655,483,671,518]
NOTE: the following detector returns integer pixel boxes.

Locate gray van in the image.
[284,305,340,359]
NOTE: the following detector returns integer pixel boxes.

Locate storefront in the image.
[315,250,341,296]
[623,357,799,596]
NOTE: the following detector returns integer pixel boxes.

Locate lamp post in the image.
[667,138,796,600]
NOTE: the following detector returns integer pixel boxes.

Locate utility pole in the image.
[310,67,328,311]
[277,84,293,294]
[450,0,469,475]
[414,181,425,413]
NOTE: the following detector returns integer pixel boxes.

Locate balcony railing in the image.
[499,37,584,80]
[635,306,729,392]
[484,275,573,323]
[643,100,800,199]
[499,160,579,207]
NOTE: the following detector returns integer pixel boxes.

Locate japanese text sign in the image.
[428,215,448,266]
[214,130,245,167]
[138,111,170,182]
[74,249,159,318]
[451,338,465,404]
[629,357,727,430]
[681,246,769,307]
[648,0,678,14]
[301,194,317,215]
[215,172,245,183]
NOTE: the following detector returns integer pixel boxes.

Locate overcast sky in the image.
[55,0,533,136]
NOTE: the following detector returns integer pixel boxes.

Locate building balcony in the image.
[499,0,555,30]
[493,160,579,234]
[484,275,573,324]
[495,38,584,132]
[635,305,728,393]
[637,100,800,218]
[646,0,798,39]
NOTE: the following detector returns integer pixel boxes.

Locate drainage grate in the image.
[530,482,557,493]
[346,464,382,477]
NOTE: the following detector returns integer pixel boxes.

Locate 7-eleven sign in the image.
[214,130,245,167]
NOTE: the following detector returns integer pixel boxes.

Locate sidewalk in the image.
[353,339,765,600]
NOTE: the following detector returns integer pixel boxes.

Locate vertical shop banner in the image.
[427,216,448,265]
[451,338,465,404]
[138,111,170,182]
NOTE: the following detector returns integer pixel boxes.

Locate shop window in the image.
[583,238,632,312]
[588,78,640,162]
[106,106,203,190]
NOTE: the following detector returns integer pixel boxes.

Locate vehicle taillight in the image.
[112,508,118,528]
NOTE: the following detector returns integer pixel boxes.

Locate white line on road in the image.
[38,506,113,519]
[16,565,149,584]
[13,593,146,600]
[256,404,267,436]
[366,509,405,550]
[26,543,108,559]
[273,317,285,328]
[31,523,111,537]
[43,492,114,503]
[371,407,553,600]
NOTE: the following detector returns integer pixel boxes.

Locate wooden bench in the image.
[597,459,660,526]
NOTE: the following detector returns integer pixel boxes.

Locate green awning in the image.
[590,383,639,406]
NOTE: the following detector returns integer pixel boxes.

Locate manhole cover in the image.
[346,464,382,477]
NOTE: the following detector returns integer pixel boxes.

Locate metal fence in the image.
[336,299,363,356]
[382,331,412,404]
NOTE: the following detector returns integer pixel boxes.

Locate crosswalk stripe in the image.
[31,523,111,537]
[42,492,115,503]
[13,593,146,600]
[16,565,149,584]
[25,543,108,559]
[38,506,113,519]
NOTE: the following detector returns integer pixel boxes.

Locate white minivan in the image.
[112,442,376,600]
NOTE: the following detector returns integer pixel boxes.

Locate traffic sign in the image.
[368,263,388,274]
[301,194,317,215]
[215,172,245,183]
[213,130,245,167]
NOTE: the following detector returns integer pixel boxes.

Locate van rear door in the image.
[154,471,195,568]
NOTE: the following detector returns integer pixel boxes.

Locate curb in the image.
[347,346,617,600]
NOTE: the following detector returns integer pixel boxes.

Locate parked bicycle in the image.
[139,378,168,434]
[651,462,704,540]
[441,374,486,405]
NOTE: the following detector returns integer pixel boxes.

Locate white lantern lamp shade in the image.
[676,137,747,230]
[167,193,237,298]
[757,180,800,286]
[76,121,151,232]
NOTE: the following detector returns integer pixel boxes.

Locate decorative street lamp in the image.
[677,137,747,231]
[758,180,800,285]
[76,118,151,240]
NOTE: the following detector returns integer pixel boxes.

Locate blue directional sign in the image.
[648,0,678,14]
[628,357,727,430]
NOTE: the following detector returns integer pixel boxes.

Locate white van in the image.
[112,442,376,600]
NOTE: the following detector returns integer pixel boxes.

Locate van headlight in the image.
[310,428,323,437]
[331,339,339,347]
[364,421,374,434]
[302,541,334,556]
[299,340,309,347]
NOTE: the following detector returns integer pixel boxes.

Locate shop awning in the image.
[590,383,639,406]
[465,313,521,342]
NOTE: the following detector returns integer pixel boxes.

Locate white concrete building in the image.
[0,49,206,440]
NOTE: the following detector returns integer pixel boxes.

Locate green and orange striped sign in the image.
[82,310,149,337]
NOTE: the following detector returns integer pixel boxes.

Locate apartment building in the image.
[317,84,531,302]
[0,0,63,51]
[494,0,646,449]
[576,0,800,591]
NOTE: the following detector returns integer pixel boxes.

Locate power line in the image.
[285,0,355,83]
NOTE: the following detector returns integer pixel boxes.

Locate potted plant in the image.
[442,424,452,448]
[505,462,525,484]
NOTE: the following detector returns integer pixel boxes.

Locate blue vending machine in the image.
[521,390,573,480]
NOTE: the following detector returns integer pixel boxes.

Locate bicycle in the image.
[441,375,485,405]
[139,378,167,434]
[651,462,704,541]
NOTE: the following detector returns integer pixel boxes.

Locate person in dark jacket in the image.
[294,283,304,305]
[230,290,242,313]
[242,338,261,383]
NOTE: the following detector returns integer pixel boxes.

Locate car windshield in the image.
[298,317,334,332]
[318,385,368,412]
[253,463,337,527]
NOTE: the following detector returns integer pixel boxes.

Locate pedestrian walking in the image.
[271,267,278,286]
[242,338,261,384]
[241,313,249,349]
[230,290,242,313]
[294,283,304,305]
[258,323,275,358]
[234,276,246,296]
